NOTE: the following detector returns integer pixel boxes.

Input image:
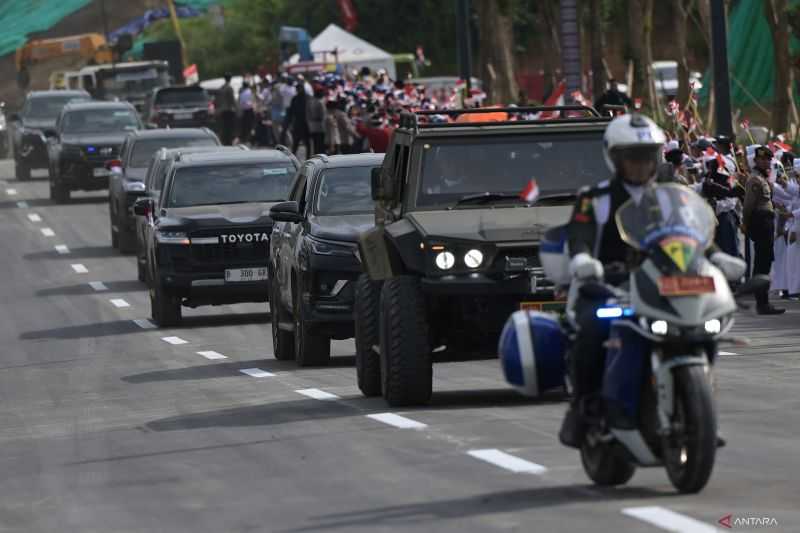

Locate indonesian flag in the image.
[773,141,792,153]
[337,0,358,31]
[740,118,750,130]
[634,98,642,110]
[520,179,540,203]
[665,100,680,117]
[535,81,566,120]
[183,64,199,85]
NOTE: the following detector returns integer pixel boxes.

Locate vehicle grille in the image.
[188,227,271,269]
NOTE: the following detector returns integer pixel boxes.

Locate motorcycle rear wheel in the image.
[662,365,717,493]
[580,436,636,486]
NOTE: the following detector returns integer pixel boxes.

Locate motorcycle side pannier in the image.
[539,225,571,287]
[498,310,567,396]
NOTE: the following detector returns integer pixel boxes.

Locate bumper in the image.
[421,272,557,299]
[299,253,362,339]
[58,159,111,191]
[158,271,269,306]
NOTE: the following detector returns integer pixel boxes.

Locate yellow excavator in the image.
[15,33,114,91]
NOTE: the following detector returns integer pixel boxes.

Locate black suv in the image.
[135,145,249,282]
[136,148,300,326]
[268,153,385,366]
[356,107,611,405]
[47,101,142,203]
[143,86,214,129]
[109,128,220,253]
[10,90,90,180]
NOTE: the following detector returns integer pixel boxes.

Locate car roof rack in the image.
[397,105,607,133]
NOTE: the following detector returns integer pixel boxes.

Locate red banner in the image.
[338,0,358,31]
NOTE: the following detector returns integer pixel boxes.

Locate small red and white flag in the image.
[536,82,566,120]
[740,118,750,130]
[520,179,540,203]
[634,98,642,110]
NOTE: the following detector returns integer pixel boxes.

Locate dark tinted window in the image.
[416,132,609,208]
[314,166,378,215]
[154,88,208,106]
[24,95,89,119]
[130,137,217,168]
[167,162,295,207]
[61,109,140,134]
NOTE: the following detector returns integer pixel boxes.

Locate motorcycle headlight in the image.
[650,320,668,335]
[156,230,189,245]
[308,236,354,257]
[704,319,721,334]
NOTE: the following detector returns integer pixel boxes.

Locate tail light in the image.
[105,159,122,170]
[207,100,215,114]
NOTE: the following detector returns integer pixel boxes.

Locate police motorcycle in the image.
[499,183,764,493]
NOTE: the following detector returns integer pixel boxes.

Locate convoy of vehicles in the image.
[268,153,384,366]
[58,61,172,112]
[355,107,611,405]
[47,100,142,203]
[136,148,299,326]
[108,127,220,253]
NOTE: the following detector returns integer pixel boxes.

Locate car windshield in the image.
[315,166,378,215]
[167,163,295,207]
[24,96,89,120]
[99,68,170,98]
[130,138,217,168]
[416,132,609,208]
[61,109,140,134]
[155,89,208,106]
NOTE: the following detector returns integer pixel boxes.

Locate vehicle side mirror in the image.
[105,159,123,171]
[269,201,303,223]
[133,197,153,217]
[370,167,382,201]
[9,113,20,122]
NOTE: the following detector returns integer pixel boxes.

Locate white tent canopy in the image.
[294,23,396,79]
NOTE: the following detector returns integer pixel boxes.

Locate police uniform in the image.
[743,166,777,311]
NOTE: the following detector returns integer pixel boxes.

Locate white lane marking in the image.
[367,412,428,429]
[6,188,17,195]
[54,244,70,254]
[40,227,55,237]
[719,351,737,356]
[88,281,108,291]
[198,350,227,360]
[16,201,29,208]
[70,263,88,274]
[133,319,155,329]
[27,213,42,222]
[467,449,548,474]
[239,368,275,378]
[296,388,339,400]
[110,298,130,308]
[162,336,188,345]
[622,506,719,533]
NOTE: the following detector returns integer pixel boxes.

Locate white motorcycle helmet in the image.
[603,113,667,184]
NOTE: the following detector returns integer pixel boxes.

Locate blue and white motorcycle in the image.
[499,184,763,493]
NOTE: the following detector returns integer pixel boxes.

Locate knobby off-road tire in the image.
[662,365,717,494]
[355,274,381,396]
[379,276,432,406]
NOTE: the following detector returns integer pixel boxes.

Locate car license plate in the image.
[520,301,566,312]
[175,112,193,120]
[658,276,715,296]
[225,267,268,282]
[93,167,110,177]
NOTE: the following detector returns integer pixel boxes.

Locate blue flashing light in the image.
[622,307,634,317]
[87,146,97,153]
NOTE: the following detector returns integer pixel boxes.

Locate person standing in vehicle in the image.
[592,78,632,116]
[215,73,237,145]
[744,146,785,314]
[559,114,747,448]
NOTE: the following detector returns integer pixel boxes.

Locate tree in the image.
[587,0,606,99]
[672,0,690,105]
[627,0,654,108]
[475,0,519,104]
[764,0,793,134]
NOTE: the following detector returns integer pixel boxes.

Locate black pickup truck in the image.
[268,153,384,366]
[136,148,299,326]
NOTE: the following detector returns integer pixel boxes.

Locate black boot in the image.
[559,403,585,449]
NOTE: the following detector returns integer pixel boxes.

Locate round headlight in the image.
[464,249,484,268]
[435,251,455,270]
[704,319,721,334]
[650,320,668,335]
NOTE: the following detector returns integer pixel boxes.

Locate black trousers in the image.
[748,210,775,308]
[219,111,236,146]
[310,132,325,156]
[239,109,255,143]
[570,297,612,400]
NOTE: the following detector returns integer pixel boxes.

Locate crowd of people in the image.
[659,132,800,314]
[211,67,482,156]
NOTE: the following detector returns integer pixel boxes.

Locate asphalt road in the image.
[0,159,798,533]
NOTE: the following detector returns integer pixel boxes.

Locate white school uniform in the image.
[785,200,800,295]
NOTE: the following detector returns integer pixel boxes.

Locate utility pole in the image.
[456,0,473,93]
[710,0,733,137]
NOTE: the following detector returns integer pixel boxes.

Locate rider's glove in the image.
[569,252,604,281]
[710,252,746,281]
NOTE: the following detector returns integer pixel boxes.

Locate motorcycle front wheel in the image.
[662,365,717,493]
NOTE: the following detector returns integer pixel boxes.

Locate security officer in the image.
[559,114,747,447]
[744,145,785,314]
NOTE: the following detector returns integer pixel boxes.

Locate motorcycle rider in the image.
[559,113,747,448]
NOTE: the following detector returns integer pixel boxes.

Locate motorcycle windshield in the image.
[615,183,716,252]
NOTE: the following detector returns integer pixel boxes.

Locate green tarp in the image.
[701,0,800,107]
[0,0,93,58]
